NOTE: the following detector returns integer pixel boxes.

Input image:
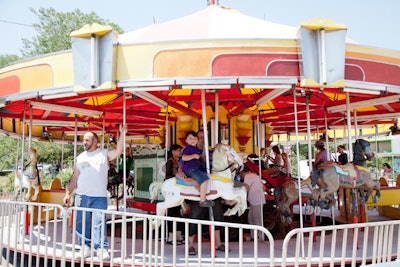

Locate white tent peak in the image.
[118,5,298,44]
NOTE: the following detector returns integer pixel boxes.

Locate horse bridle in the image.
[213,162,236,173]
[212,145,243,175]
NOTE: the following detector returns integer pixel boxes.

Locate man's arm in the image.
[63,166,79,206]
[108,125,127,161]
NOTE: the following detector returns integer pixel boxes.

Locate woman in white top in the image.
[381,162,393,180]
[281,152,292,177]
[264,145,283,176]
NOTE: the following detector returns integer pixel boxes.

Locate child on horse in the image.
[181,131,214,208]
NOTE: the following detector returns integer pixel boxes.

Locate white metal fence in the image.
[0,200,399,267]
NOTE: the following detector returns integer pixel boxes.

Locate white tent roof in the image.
[118,5,298,43]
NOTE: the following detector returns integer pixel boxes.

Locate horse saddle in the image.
[329,164,357,179]
[23,170,37,180]
[174,174,232,188]
[174,177,196,188]
[175,177,218,197]
[329,163,367,186]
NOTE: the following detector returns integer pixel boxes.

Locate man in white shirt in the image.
[63,125,126,260]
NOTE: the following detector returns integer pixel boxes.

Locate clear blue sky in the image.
[0,0,399,56]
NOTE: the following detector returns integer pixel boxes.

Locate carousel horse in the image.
[244,159,289,189]
[149,143,247,224]
[275,177,313,224]
[276,139,380,222]
[389,124,400,135]
[310,139,380,209]
[14,147,41,201]
[107,162,135,198]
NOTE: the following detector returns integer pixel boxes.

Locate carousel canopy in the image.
[0,4,400,146]
[118,5,298,43]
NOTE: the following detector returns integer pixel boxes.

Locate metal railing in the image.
[281,219,400,267]
[0,199,399,267]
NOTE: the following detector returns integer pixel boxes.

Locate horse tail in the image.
[149,182,163,203]
[181,201,188,214]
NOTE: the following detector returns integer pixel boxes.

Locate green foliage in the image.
[0,54,20,68]
[38,171,53,189]
[22,7,124,57]
[55,168,73,188]
[284,144,309,177]
[0,134,79,192]
[2,172,16,193]
[0,135,19,171]
[33,141,76,166]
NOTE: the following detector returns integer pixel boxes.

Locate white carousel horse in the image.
[14,147,41,201]
[149,143,247,222]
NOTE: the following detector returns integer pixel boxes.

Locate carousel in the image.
[0,2,400,266]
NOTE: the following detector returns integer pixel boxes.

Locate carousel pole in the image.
[69,116,78,230]
[375,125,379,179]
[324,111,330,160]
[256,109,264,240]
[256,109,262,187]
[305,94,317,242]
[346,93,353,162]
[214,91,219,147]
[121,93,127,258]
[293,88,305,257]
[61,132,65,171]
[354,110,359,140]
[334,130,343,213]
[324,110,336,225]
[123,93,127,211]
[22,102,28,235]
[73,116,78,164]
[200,89,215,257]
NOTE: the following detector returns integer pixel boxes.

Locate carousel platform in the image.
[1,204,399,267]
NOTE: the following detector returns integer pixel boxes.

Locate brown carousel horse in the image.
[275,177,313,224]
[277,139,380,223]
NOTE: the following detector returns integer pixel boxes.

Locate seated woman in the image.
[381,162,393,182]
[263,145,283,177]
[281,152,292,178]
[165,144,184,245]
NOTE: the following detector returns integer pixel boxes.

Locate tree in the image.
[21,7,124,57]
[0,54,20,68]
[0,135,19,171]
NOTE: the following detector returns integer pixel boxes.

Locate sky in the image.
[0,0,399,56]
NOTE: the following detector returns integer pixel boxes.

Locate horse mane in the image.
[352,139,371,167]
[29,147,38,162]
[29,147,40,185]
[211,145,229,173]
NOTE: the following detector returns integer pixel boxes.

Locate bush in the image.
[56,168,73,188]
